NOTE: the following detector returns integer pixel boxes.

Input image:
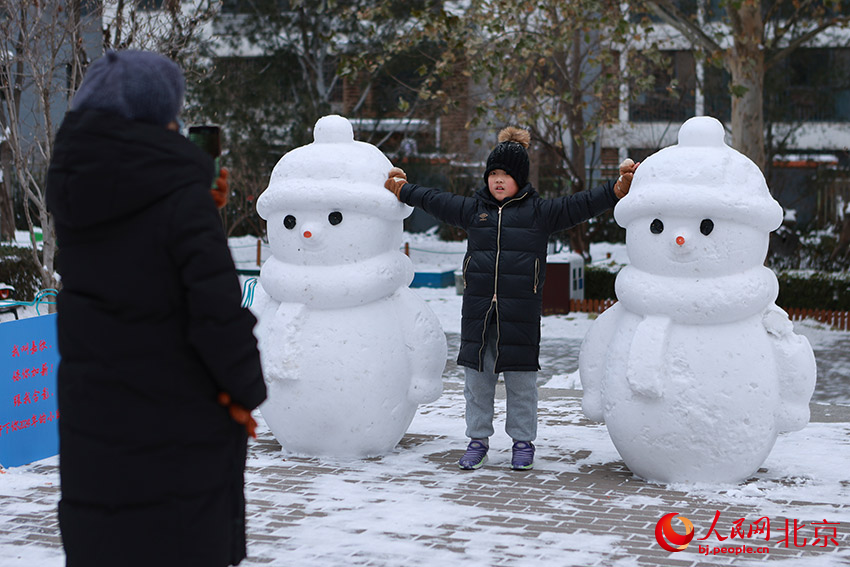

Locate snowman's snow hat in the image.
[257,115,412,220]
[615,116,784,232]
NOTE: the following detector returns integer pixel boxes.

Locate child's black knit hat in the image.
[484,127,531,188]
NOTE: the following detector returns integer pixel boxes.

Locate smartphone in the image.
[188,125,221,185]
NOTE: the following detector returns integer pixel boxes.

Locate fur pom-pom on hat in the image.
[498,126,531,148]
[484,126,531,188]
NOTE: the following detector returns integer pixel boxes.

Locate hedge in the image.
[776,271,850,311]
[585,265,850,311]
[585,266,619,301]
[0,245,43,302]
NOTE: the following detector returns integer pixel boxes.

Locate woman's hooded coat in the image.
[46,108,266,567]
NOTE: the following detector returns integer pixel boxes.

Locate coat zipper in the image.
[533,258,540,294]
[479,192,529,373]
[462,256,471,289]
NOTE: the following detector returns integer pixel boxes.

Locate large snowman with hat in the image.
[579,116,816,484]
[251,115,447,458]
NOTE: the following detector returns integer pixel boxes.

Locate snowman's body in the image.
[253,285,443,457]
[579,117,816,484]
[252,115,446,458]
[583,302,785,483]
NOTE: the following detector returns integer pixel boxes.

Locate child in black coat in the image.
[385,127,635,470]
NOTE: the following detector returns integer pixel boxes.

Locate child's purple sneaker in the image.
[458,440,489,470]
[511,441,535,470]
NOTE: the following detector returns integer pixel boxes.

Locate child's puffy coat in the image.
[399,181,616,372]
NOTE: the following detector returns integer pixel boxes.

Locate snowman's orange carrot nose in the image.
[676,236,685,246]
[304,231,312,238]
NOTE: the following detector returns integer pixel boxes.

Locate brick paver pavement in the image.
[2,332,849,566]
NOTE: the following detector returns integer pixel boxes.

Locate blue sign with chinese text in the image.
[0,314,60,468]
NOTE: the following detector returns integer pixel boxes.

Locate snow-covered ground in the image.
[1,230,848,566]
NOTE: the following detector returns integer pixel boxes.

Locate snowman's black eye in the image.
[650,218,664,234]
[328,211,343,226]
[283,215,297,229]
[700,219,714,236]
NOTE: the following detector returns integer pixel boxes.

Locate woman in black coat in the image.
[45,51,266,567]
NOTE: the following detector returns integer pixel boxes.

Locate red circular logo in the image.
[655,512,695,552]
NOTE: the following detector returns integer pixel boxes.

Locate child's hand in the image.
[384,167,407,199]
[614,159,639,199]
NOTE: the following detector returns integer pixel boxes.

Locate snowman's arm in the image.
[247,281,279,351]
[578,302,622,422]
[763,305,817,432]
[246,278,273,318]
[257,300,305,384]
[397,289,448,404]
[540,179,618,234]
[399,184,477,229]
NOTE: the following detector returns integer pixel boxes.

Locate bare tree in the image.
[101,0,217,65]
[463,0,659,258]
[361,0,651,258]
[0,0,218,299]
[182,0,442,236]
[0,124,14,243]
[208,0,434,149]
[639,0,850,171]
[0,0,92,294]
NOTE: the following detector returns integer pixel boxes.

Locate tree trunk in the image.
[567,124,589,259]
[40,212,58,295]
[829,211,850,263]
[567,30,591,261]
[727,1,766,171]
[0,141,15,241]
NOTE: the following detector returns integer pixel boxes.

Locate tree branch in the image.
[766,15,850,69]
[642,0,723,54]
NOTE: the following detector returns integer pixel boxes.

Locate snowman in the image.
[578,116,816,484]
[251,115,447,458]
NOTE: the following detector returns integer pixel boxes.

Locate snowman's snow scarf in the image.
[260,251,413,310]
[614,264,778,397]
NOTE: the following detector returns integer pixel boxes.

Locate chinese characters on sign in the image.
[0,314,60,468]
[12,363,53,382]
[11,339,51,357]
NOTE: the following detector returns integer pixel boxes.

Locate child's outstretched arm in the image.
[384,166,476,228]
[541,158,637,233]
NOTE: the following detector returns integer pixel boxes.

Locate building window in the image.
[706,0,849,22]
[705,0,726,21]
[629,0,697,22]
[221,0,291,13]
[212,56,291,103]
[137,0,165,10]
[703,64,731,122]
[78,0,100,16]
[766,48,850,122]
[629,50,696,122]
[627,148,662,164]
